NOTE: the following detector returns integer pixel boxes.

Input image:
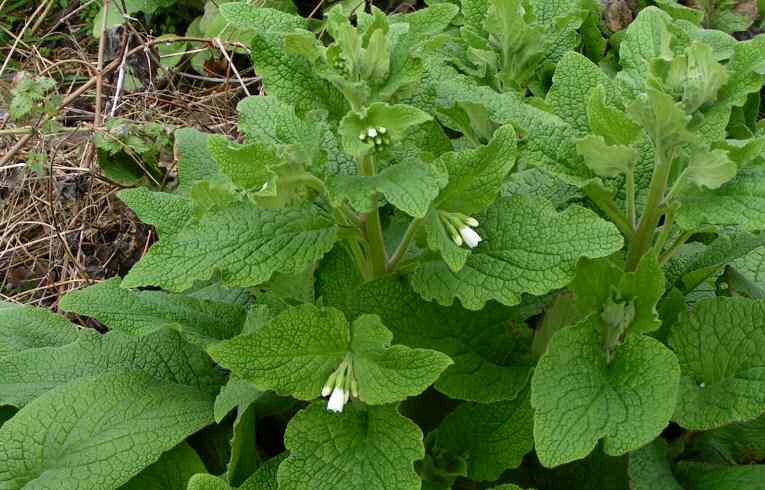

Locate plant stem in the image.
[626,164,637,227]
[625,143,672,271]
[387,217,422,272]
[360,154,387,277]
[583,184,635,240]
[653,205,676,256]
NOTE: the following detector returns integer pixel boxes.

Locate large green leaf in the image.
[674,462,765,490]
[617,7,673,95]
[175,128,221,197]
[412,196,624,310]
[118,188,192,237]
[531,316,680,467]
[348,277,535,403]
[433,389,534,481]
[251,33,348,121]
[328,160,441,218]
[121,203,336,291]
[677,167,765,231]
[434,124,517,215]
[628,438,683,490]
[0,328,223,407]
[219,4,305,33]
[0,372,214,490]
[278,403,423,490]
[0,302,80,360]
[668,297,765,430]
[187,455,283,490]
[122,442,206,490]
[546,52,619,135]
[208,304,451,404]
[59,278,246,347]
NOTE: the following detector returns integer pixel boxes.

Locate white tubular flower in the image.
[367,127,378,138]
[327,387,346,413]
[465,217,479,227]
[459,225,483,248]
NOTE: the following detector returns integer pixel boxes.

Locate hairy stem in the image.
[583,184,635,240]
[626,164,637,228]
[625,143,672,271]
[387,217,422,272]
[360,154,388,277]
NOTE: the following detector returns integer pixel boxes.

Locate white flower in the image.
[459,226,482,248]
[327,387,346,413]
[367,127,378,138]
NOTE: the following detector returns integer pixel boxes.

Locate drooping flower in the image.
[459,225,483,248]
[327,387,346,413]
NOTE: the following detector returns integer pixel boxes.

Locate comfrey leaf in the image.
[278,403,424,490]
[668,297,765,430]
[684,146,736,190]
[434,124,518,215]
[208,304,452,405]
[412,196,624,310]
[586,85,642,146]
[531,315,680,467]
[340,102,432,157]
[121,203,337,292]
[627,88,693,152]
[576,134,638,178]
[433,389,534,481]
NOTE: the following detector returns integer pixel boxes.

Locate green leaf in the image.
[617,7,674,95]
[208,304,451,404]
[175,128,222,197]
[438,81,590,185]
[716,35,765,109]
[674,462,765,490]
[412,196,624,310]
[546,52,619,135]
[349,314,453,405]
[278,403,424,490]
[348,278,535,403]
[207,135,282,195]
[423,209,470,272]
[434,124,517,215]
[118,188,192,237]
[187,455,284,490]
[576,135,637,178]
[654,0,704,24]
[628,438,683,490]
[434,389,534,481]
[0,328,223,407]
[59,278,245,347]
[627,88,692,151]
[531,316,680,467]
[213,378,262,424]
[251,33,348,121]
[668,297,765,430]
[676,167,765,231]
[587,85,642,146]
[219,4,306,33]
[122,442,206,490]
[0,372,213,490]
[328,160,441,218]
[688,415,765,464]
[121,203,336,291]
[684,147,736,190]
[0,302,80,360]
[339,102,432,158]
[208,304,348,400]
[228,403,258,487]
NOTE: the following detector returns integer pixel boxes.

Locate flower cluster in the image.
[332,55,350,77]
[322,355,358,413]
[359,126,391,151]
[440,211,483,248]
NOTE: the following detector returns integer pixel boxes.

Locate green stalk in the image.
[625,143,672,271]
[626,164,637,228]
[387,217,422,272]
[583,185,635,240]
[360,154,388,277]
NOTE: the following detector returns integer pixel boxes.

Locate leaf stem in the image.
[387,217,422,272]
[626,142,672,271]
[626,164,637,227]
[583,184,635,240]
[653,204,676,256]
[360,154,388,277]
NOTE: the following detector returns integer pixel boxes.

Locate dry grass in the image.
[0,2,255,309]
